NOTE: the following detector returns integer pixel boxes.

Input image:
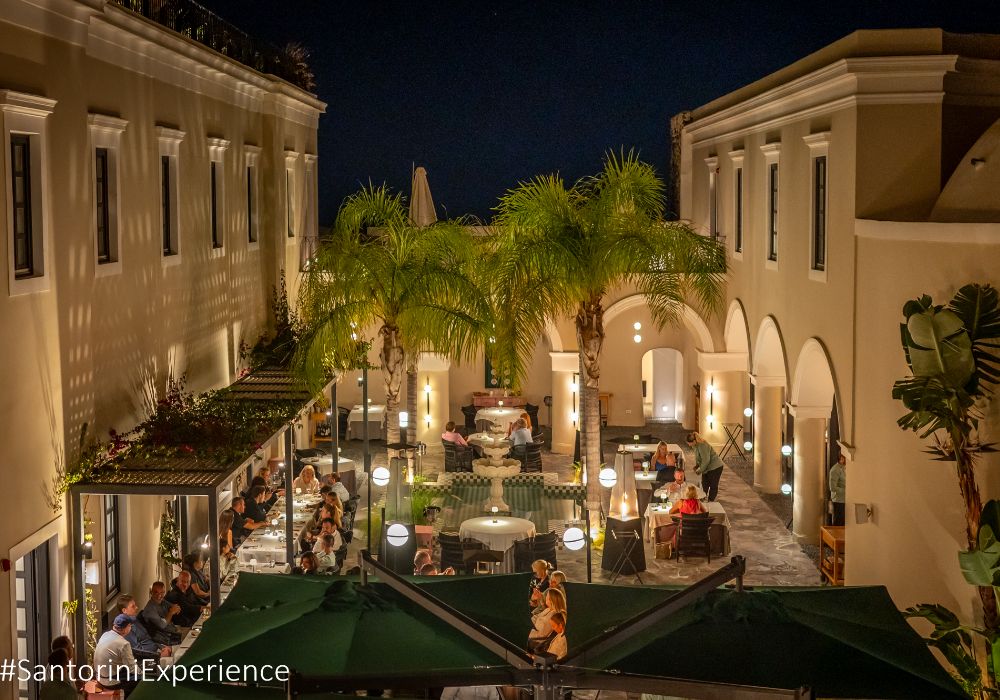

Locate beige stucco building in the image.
[676,28,1000,624]
[0,0,323,695]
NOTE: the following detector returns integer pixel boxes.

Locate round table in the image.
[459,516,536,553]
[475,407,522,431]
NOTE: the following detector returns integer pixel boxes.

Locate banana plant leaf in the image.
[905,307,974,387]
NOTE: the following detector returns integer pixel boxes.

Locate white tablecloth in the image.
[302,454,356,475]
[459,516,536,552]
[643,500,729,540]
[347,404,385,440]
[654,483,706,501]
[475,408,522,431]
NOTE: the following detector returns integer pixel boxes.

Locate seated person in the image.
[39,647,78,699]
[227,496,263,548]
[165,571,206,627]
[292,551,320,575]
[314,533,340,573]
[441,421,469,446]
[326,472,351,504]
[245,485,272,525]
[413,549,432,575]
[545,611,568,660]
[529,588,567,645]
[292,465,321,494]
[506,411,533,438]
[181,552,210,605]
[318,488,344,519]
[141,582,182,645]
[115,593,170,661]
[419,563,440,576]
[94,615,140,693]
[219,538,239,581]
[508,419,533,448]
[669,484,707,515]
[660,467,688,494]
[529,559,551,608]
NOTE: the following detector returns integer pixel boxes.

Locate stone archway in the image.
[603,295,715,352]
[789,338,841,544]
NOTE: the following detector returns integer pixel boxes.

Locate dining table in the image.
[643,500,731,555]
[238,493,321,566]
[474,407,523,432]
[459,515,536,572]
[347,404,386,440]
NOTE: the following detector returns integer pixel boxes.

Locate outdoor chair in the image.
[343,494,361,515]
[522,440,543,473]
[531,531,559,570]
[674,513,712,563]
[438,532,487,574]
[512,537,534,573]
[461,404,478,432]
[525,403,540,432]
[443,440,474,472]
[509,443,527,465]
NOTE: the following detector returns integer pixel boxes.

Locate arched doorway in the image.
[752,316,789,494]
[641,348,684,421]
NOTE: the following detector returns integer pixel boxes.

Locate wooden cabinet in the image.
[820,525,845,585]
[310,412,332,448]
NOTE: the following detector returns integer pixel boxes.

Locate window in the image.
[104,496,120,598]
[812,156,827,271]
[286,169,294,238]
[767,162,778,262]
[88,114,126,274]
[734,166,744,253]
[161,155,174,255]
[157,126,184,264]
[210,161,220,248]
[3,91,54,296]
[244,144,261,249]
[10,135,33,277]
[95,148,110,262]
[246,165,255,243]
[705,156,719,240]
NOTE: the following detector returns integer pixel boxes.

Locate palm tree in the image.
[295,184,487,449]
[493,151,727,503]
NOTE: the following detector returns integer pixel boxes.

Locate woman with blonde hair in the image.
[686,431,724,502]
[669,484,707,515]
[292,465,321,494]
[529,588,567,646]
[529,559,551,607]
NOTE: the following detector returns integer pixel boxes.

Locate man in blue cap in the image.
[94,613,139,694]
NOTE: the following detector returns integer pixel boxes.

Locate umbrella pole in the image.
[584,501,592,584]
[363,367,371,549]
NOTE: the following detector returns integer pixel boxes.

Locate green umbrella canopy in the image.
[565,584,964,699]
[176,573,518,678]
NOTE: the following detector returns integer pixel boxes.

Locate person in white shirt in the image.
[529,588,567,644]
[314,532,340,572]
[545,611,568,660]
[292,465,321,494]
[94,614,139,691]
[509,419,533,448]
[324,475,351,505]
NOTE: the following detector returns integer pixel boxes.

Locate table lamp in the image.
[491,506,499,523]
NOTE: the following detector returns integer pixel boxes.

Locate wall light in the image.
[743,440,753,451]
[570,411,579,424]
[633,334,642,343]
[570,380,578,392]
[780,483,793,496]
[633,322,642,331]
[661,404,669,412]
[424,382,432,394]
[781,444,792,456]
[706,414,715,425]
[855,503,874,524]
[357,375,364,386]
[744,407,753,417]
[706,383,715,396]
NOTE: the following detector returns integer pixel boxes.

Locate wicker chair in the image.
[443,440,474,472]
[674,513,712,562]
[522,440,543,473]
[461,404,478,432]
[531,531,559,570]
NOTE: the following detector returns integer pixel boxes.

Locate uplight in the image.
[598,467,617,488]
[386,523,409,547]
[563,526,586,551]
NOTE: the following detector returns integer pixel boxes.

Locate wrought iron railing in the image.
[110,0,315,91]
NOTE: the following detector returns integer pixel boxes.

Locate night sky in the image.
[203,0,1000,225]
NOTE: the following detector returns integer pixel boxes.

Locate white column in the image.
[416,353,450,452]
[752,381,784,494]
[550,352,579,455]
[791,406,829,545]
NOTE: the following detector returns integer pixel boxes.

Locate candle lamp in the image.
[491,506,499,523]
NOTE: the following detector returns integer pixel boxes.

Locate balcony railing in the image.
[110,0,315,92]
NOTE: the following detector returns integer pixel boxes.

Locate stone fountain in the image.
[471,426,521,511]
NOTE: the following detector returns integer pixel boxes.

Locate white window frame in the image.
[88,115,127,278]
[728,149,745,261]
[304,153,318,239]
[8,519,61,677]
[2,90,56,297]
[207,137,230,259]
[704,155,718,241]
[157,126,184,267]
[803,131,831,283]
[285,150,298,244]
[760,142,781,271]
[244,144,261,251]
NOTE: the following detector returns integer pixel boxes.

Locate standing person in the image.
[829,453,847,526]
[686,432,724,502]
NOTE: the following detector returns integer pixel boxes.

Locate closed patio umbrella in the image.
[408,165,437,227]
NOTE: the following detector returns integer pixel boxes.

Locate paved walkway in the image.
[337,422,819,586]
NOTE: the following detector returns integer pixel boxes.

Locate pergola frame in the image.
[68,370,333,665]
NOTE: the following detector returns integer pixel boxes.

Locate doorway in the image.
[15,538,53,700]
[641,348,684,422]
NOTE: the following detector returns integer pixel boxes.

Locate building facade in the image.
[0,0,323,695]
[678,29,1000,622]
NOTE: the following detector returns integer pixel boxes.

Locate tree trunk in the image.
[380,324,405,454]
[953,428,997,632]
[576,297,605,507]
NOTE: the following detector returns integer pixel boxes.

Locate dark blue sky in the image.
[204,0,1000,225]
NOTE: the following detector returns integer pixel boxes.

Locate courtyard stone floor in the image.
[337,422,820,588]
